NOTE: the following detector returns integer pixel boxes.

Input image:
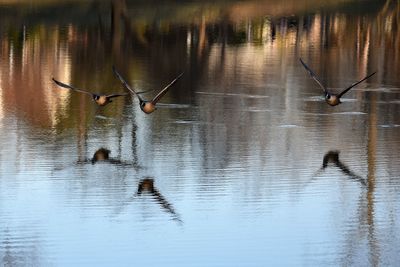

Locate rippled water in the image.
[0,0,399,266]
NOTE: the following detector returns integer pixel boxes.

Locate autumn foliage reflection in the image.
[0,0,398,129]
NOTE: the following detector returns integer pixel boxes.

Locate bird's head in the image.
[325,93,331,100]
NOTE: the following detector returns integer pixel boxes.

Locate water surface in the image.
[0,0,400,266]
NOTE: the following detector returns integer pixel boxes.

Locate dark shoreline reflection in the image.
[316,150,367,186]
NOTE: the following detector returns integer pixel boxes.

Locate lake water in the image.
[0,0,399,266]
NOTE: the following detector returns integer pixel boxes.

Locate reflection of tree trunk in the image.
[357,24,370,101]
[77,99,87,162]
[356,17,361,60]
[117,119,123,158]
[367,93,380,266]
[246,19,252,42]
[219,17,227,72]
[111,0,127,55]
[131,123,139,166]
[198,15,207,58]
[362,27,370,69]
[297,16,304,46]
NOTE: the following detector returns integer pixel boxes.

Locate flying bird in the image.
[112,66,184,114]
[52,78,151,106]
[299,58,376,106]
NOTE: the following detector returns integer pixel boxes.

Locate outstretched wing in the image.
[299,58,327,93]
[112,66,144,102]
[52,78,94,96]
[151,72,184,105]
[337,71,376,98]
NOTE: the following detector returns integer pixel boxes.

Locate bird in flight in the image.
[112,66,184,114]
[52,78,150,106]
[299,58,376,106]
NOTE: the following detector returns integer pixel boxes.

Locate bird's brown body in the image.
[113,66,184,114]
[141,102,156,114]
[95,95,113,106]
[299,58,376,106]
[325,94,340,106]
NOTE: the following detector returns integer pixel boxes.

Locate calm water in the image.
[0,0,400,266]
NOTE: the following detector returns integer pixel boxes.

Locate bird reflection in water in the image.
[77,148,139,168]
[316,150,367,186]
[112,177,182,223]
[136,178,182,223]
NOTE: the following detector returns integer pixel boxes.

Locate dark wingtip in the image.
[177,72,184,79]
[364,71,377,81]
[299,58,307,66]
[52,77,62,86]
[111,65,124,82]
[112,65,121,77]
[111,65,117,74]
[299,58,308,69]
